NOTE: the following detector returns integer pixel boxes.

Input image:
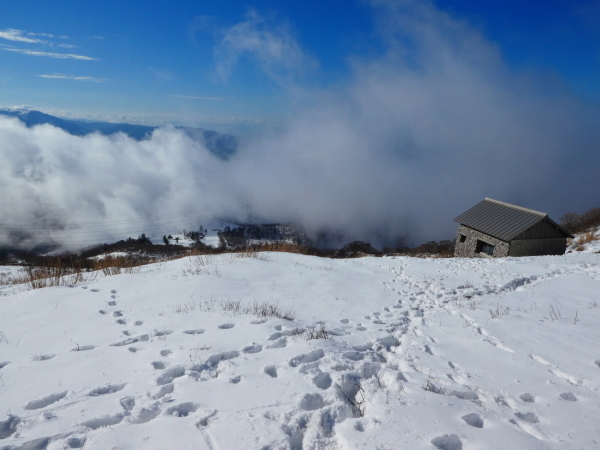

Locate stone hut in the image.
[454,198,573,258]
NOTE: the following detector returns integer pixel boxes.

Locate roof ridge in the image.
[484,198,546,216]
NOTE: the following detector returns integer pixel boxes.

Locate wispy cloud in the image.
[38,74,105,83]
[172,95,231,101]
[57,43,78,49]
[3,47,97,60]
[209,9,318,84]
[27,32,57,38]
[0,28,47,44]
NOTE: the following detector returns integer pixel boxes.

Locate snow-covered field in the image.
[1,251,600,449]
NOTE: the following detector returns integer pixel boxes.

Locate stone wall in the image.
[454,225,510,258]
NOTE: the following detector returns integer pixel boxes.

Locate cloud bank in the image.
[1,0,599,250]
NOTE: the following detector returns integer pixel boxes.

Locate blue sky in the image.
[1,0,599,129]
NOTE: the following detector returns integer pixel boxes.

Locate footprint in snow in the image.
[289,349,324,367]
[32,354,55,361]
[299,393,327,411]
[151,361,166,370]
[111,290,117,293]
[115,319,127,325]
[81,413,124,430]
[266,337,287,349]
[242,344,262,354]
[264,365,278,378]
[120,396,135,411]
[0,415,20,439]
[153,383,174,399]
[134,320,143,326]
[113,311,123,317]
[108,301,117,306]
[206,351,239,367]
[313,372,332,390]
[560,392,577,401]
[218,323,235,329]
[90,289,100,292]
[377,336,400,350]
[71,345,95,351]
[165,402,199,417]
[183,329,205,335]
[25,391,68,410]
[343,351,364,361]
[131,404,161,424]
[88,383,126,396]
[160,349,172,357]
[431,434,463,450]
[520,393,535,403]
[353,342,373,352]
[156,366,185,385]
[461,413,484,428]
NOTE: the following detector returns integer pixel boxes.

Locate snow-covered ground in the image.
[1,251,600,449]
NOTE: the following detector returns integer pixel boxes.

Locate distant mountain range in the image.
[0,108,238,160]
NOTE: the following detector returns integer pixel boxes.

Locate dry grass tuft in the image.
[302,324,330,340]
[220,299,296,321]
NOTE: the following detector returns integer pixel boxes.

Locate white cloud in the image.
[0,28,47,44]
[57,43,78,49]
[211,9,318,84]
[27,32,55,38]
[173,95,231,101]
[37,74,105,83]
[3,47,97,60]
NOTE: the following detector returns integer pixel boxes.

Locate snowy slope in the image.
[1,252,600,449]
[567,227,600,254]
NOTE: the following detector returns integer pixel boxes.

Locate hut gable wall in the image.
[455,225,510,258]
[510,218,568,240]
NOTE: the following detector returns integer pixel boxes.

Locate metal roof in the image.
[454,198,572,241]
